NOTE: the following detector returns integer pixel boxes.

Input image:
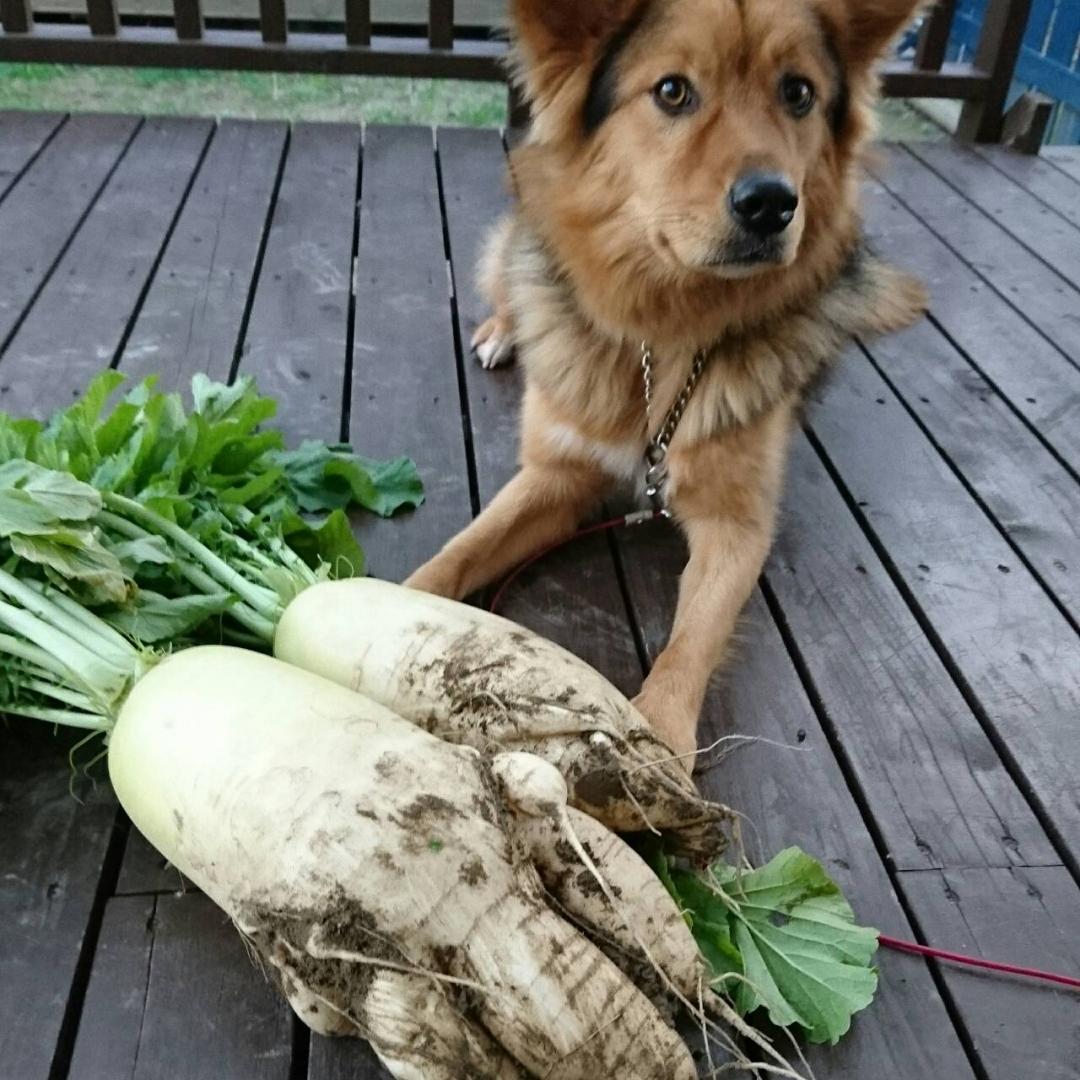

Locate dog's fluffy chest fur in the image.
[504,218,927,483]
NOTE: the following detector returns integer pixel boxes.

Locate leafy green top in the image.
[656,847,880,1045]
[0,371,423,577]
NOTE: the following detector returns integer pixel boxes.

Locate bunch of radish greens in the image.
[0,373,880,1075]
[0,371,421,731]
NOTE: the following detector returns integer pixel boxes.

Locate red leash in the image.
[489,511,1080,994]
[878,935,1080,989]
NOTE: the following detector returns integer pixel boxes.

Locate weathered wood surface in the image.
[974,144,1080,232]
[1,119,1078,1080]
[871,147,1080,384]
[0,723,120,1080]
[0,113,139,352]
[0,117,213,418]
[863,161,1080,473]
[349,125,473,581]
[236,121,361,442]
[120,119,288,393]
[907,140,1080,285]
[807,349,1080,872]
[0,111,64,202]
[1042,145,1080,184]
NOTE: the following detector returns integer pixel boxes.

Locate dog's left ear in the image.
[831,0,928,67]
[510,0,647,107]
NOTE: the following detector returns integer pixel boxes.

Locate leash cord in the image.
[488,510,1080,993]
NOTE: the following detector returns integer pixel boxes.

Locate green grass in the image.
[0,62,945,137]
[0,64,508,125]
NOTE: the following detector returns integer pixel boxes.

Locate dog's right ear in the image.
[510,0,646,113]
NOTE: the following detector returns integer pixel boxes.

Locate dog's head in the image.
[511,0,923,283]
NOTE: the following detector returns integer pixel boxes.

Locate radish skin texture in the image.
[274,578,731,856]
[518,808,707,1001]
[108,647,699,1079]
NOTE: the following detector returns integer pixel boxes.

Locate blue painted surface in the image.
[951,0,1080,142]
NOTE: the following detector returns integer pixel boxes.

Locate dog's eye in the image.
[653,75,696,115]
[780,75,816,118]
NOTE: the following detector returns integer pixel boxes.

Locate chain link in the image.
[640,342,655,427]
[639,341,711,514]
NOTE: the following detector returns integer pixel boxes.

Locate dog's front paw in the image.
[472,315,515,370]
[631,686,699,774]
[404,559,464,600]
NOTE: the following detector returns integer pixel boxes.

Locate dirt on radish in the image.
[108,648,715,1080]
[274,578,735,859]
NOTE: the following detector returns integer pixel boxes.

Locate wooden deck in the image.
[1,113,1079,1080]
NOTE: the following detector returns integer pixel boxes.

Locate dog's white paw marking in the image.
[476,336,515,369]
[472,317,515,370]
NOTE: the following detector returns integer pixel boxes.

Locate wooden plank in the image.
[0,117,213,419]
[259,0,287,43]
[975,145,1080,231]
[766,433,1059,872]
[861,169,1080,474]
[0,111,64,203]
[116,828,193,895]
[66,895,156,1080]
[436,126,520,506]
[861,319,1080,623]
[119,119,287,395]
[898,866,1080,1080]
[308,1035,389,1079]
[907,140,1080,284]
[237,121,359,446]
[1041,145,1080,185]
[344,0,371,45]
[86,0,119,36]
[173,0,204,40]
[869,149,1080,383]
[349,125,473,582]
[807,347,1080,871]
[0,113,139,352]
[127,894,293,1080]
[0,721,120,1080]
[615,527,979,1079]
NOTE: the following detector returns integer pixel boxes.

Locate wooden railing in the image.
[0,0,505,81]
[0,0,1038,141]
[953,0,1079,140]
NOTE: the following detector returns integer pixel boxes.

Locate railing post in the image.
[0,0,33,33]
[429,0,454,50]
[345,0,371,46]
[956,0,1033,142]
[173,0,204,41]
[259,0,287,44]
[86,0,119,35]
[914,0,956,71]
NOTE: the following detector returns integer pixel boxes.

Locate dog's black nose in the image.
[729,173,799,236]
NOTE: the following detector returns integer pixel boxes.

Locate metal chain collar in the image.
[640,342,710,515]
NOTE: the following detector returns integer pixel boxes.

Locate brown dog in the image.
[407,0,928,762]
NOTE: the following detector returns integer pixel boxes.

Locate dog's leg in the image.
[633,401,796,766]
[471,216,516,370]
[406,457,611,600]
